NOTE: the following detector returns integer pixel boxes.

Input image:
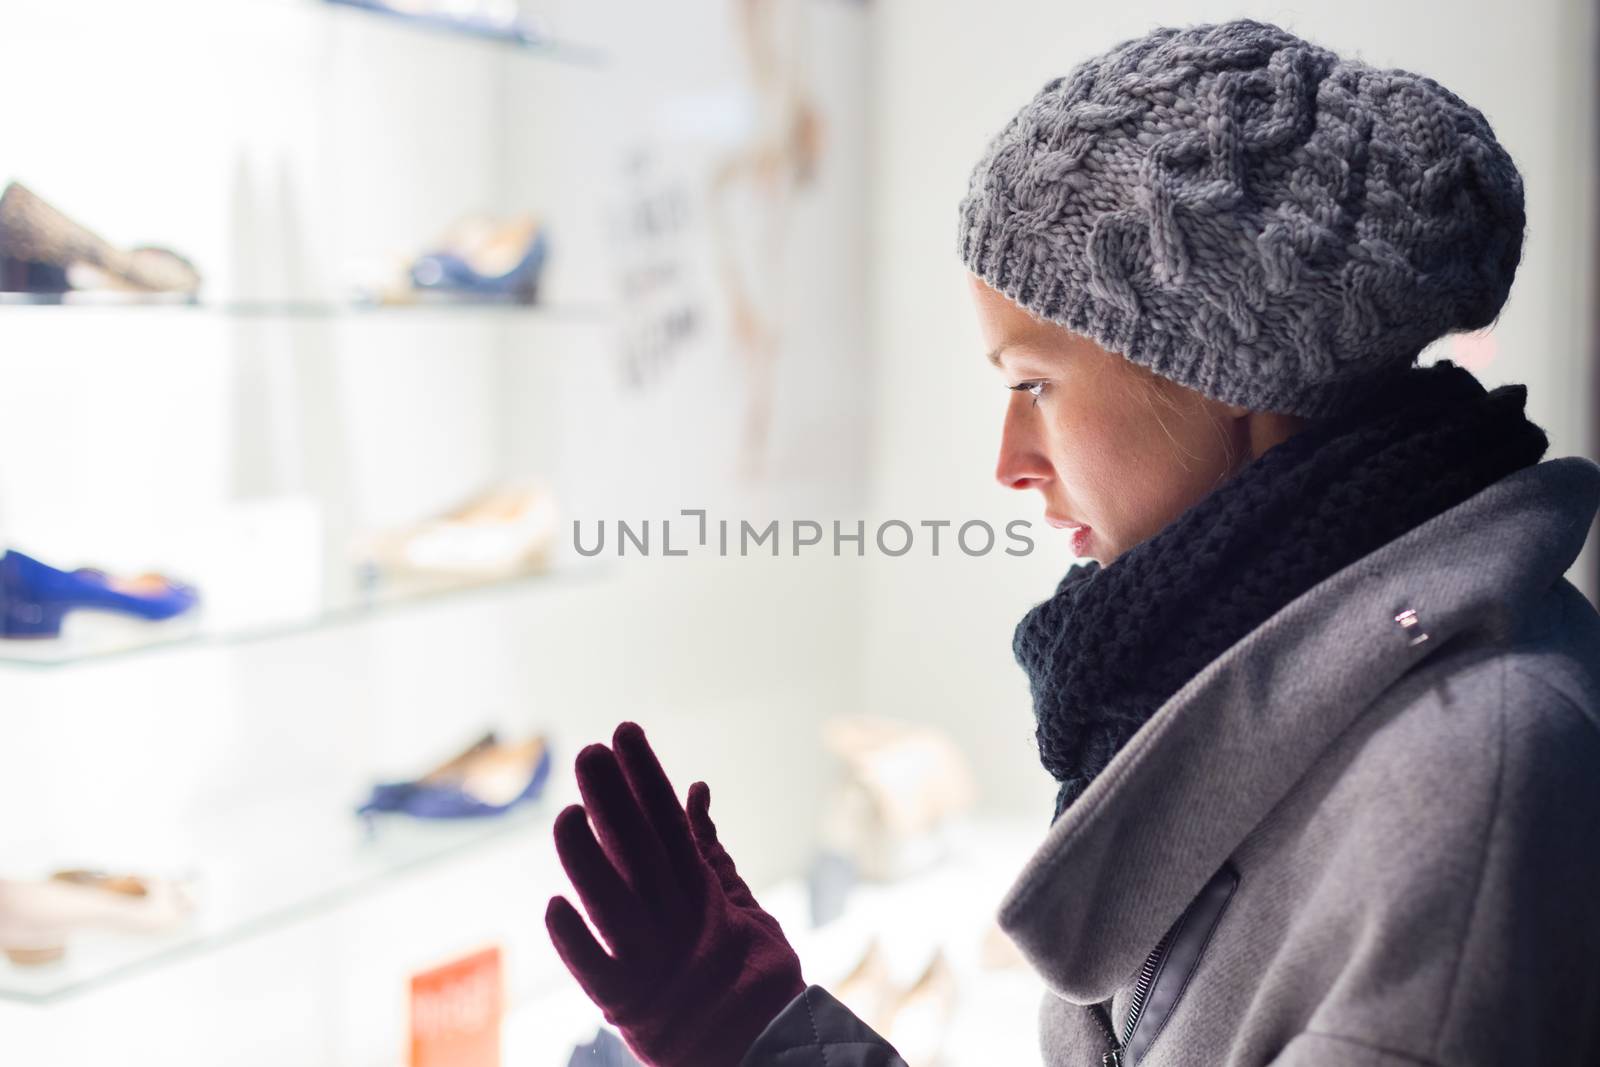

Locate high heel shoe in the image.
[359,734,553,820]
[0,870,196,966]
[0,182,200,297]
[407,215,548,303]
[0,550,200,639]
[357,731,499,814]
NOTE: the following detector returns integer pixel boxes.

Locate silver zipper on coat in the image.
[1083,1000,1123,1066]
[1120,926,1177,1046]
[1113,861,1242,1066]
[1085,861,1240,1066]
[1083,931,1174,1066]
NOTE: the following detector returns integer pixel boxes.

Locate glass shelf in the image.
[318,0,608,65]
[0,561,611,669]
[0,795,558,1005]
[0,293,615,322]
[262,0,613,65]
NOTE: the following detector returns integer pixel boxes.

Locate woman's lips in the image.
[1045,515,1092,556]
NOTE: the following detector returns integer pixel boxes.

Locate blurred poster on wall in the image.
[597,0,870,515]
[409,945,503,1067]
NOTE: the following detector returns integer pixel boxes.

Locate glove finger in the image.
[686,780,759,911]
[545,894,628,1006]
[551,804,655,961]
[575,742,683,921]
[612,722,704,891]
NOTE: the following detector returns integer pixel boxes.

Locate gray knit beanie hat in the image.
[958,18,1526,417]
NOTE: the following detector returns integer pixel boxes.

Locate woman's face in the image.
[971,274,1267,565]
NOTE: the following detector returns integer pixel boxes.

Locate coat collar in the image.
[996,457,1600,1003]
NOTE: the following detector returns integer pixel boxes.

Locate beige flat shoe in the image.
[364,484,559,580]
[0,870,195,966]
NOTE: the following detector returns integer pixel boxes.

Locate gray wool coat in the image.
[742,456,1600,1066]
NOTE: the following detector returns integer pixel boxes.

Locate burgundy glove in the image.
[545,721,806,1067]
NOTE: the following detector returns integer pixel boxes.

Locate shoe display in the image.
[817,716,979,882]
[0,870,196,966]
[884,948,957,1067]
[0,550,201,639]
[566,1025,643,1067]
[0,182,201,298]
[829,939,958,1065]
[358,732,553,820]
[362,484,559,581]
[832,937,895,1033]
[406,214,549,304]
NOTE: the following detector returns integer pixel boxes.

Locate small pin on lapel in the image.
[1394,608,1429,647]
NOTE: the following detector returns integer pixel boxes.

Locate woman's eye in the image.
[1010,381,1046,407]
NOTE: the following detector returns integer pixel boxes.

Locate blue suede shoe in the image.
[358,735,552,820]
[0,550,200,639]
[408,216,549,303]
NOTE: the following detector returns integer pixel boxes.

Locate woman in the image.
[545,18,1600,1066]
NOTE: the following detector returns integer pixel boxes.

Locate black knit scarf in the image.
[1012,360,1549,824]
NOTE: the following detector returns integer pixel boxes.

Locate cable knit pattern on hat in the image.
[959,18,1527,416]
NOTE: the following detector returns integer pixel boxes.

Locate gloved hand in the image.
[545,721,806,1067]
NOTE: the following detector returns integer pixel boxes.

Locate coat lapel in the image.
[996,457,1600,1003]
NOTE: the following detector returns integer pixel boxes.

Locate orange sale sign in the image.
[409,946,504,1067]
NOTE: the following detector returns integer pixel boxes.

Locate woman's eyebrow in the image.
[986,343,1012,368]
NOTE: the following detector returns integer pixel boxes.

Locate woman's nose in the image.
[995,408,1052,491]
